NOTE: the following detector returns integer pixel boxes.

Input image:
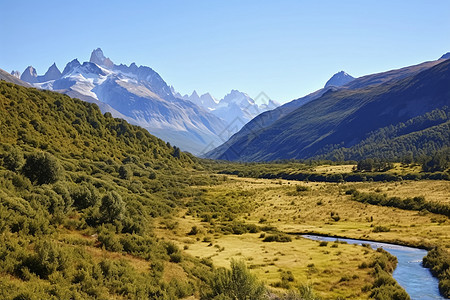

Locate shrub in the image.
[423,247,450,297]
[263,234,292,243]
[98,230,123,252]
[169,253,182,263]
[203,260,265,300]
[22,152,63,185]
[71,182,99,210]
[330,212,340,222]
[118,165,131,180]
[188,226,199,235]
[372,226,390,233]
[99,191,125,223]
[22,240,69,279]
[296,185,310,192]
[2,147,24,171]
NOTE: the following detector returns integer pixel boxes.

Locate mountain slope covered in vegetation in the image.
[207,59,450,161]
[0,80,219,299]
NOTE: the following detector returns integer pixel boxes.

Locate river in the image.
[302,235,444,300]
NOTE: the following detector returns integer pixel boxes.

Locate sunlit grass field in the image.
[155,172,449,299]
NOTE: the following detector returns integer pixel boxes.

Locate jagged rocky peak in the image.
[10,70,21,78]
[89,48,114,69]
[62,59,81,76]
[222,89,254,105]
[440,52,450,60]
[191,90,200,98]
[20,66,38,83]
[324,71,355,88]
[42,63,62,81]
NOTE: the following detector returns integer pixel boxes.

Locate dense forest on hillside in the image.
[314,106,450,161]
[0,81,223,299]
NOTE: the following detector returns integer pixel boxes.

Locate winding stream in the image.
[302,235,444,300]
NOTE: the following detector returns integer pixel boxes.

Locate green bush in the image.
[263,234,292,243]
[423,247,450,297]
[22,152,63,185]
[373,226,390,233]
[118,165,131,180]
[2,147,24,171]
[202,260,265,300]
[70,182,99,210]
[99,191,125,223]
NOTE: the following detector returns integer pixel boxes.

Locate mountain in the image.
[90,47,114,68]
[0,68,31,87]
[40,62,62,81]
[324,71,354,87]
[20,66,38,83]
[176,88,279,139]
[20,64,62,83]
[10,70,20,78]
[18,48,227,155]
[441,52,450,60]
[177,89,219,110]
[207,58,450,161]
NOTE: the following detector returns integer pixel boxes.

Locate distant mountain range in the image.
[12,48,278,155]
[206,55,450,161]
[172,88,279,138]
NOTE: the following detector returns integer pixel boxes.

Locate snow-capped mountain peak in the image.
[18,49,228,155]
[172,86,279,134]
[62,59,81,77]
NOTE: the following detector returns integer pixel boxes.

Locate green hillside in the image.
[0,80,217,299]
[208,59,450,162]
[314,106,450,161]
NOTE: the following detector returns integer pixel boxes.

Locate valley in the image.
[1,30,449,300]
[153,171,450,299]
[0,78,449,299]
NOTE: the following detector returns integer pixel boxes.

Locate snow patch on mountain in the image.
[19,48,227,155]
[173,87,279,133]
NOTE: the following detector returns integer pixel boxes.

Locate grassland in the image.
[155,169,449,299]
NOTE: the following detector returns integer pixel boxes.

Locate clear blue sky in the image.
[1,0,449,103]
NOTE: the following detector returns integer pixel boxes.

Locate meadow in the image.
[154,166,449,299]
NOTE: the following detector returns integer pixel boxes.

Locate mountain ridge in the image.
[206,58,450,161]
[17,48,227,154]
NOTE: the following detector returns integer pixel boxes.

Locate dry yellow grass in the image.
[184,233,374,299]
[312,164,355,174]
[154,175,449,299]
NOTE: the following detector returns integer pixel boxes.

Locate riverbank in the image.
[303,235,443,299]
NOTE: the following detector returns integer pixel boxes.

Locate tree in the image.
[173,146,181,159]
[22,152,63,185]
[99,191,125,223]
[357,158,374,172]
[422,148,450,172]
